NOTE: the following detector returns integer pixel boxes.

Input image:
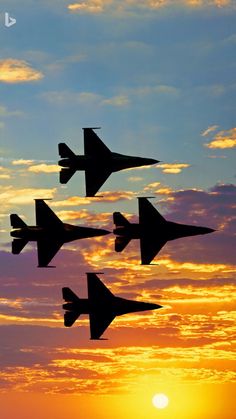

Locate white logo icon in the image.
[5,12,16,28]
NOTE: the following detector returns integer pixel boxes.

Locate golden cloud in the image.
[68,0,233,15]
[158,258,236,274]
[52,191,136,207]
[28,164,60,173]
[0,59,44,84]
[0,186,56,205]
[0,166,11,179]
[68,0,112,13]
[55,209,111,224]
[158,163,190,174]
[144,182,174,196]
[205,127,236,149]
[12,159,35,166]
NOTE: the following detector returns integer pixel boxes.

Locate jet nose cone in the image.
[150,303,162,310]
[146,158,159,165]
[203,227,216,235]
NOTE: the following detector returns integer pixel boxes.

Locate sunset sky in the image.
[0,1,236,418]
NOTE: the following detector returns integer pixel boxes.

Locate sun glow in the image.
[152,393,169,409]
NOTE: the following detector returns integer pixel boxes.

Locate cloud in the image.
[52,191,136,207]
[144,182,174,195]
[41,90,129,107]
[12,159,35,166]
[132,84,180,97]
[0,187,56,206]
[27,164,60,174]
[0,167,11,180]
[102,95,129,106]
[128,176,143,182]
[205,127,236,149]
[68,0,112,13]
[55,209,111,225]
[201,125,219,137]
[67,0,234,15]
[0,105,23,118]
[157,163,190,174]
[0,59,44,84]
[41,84,180,108]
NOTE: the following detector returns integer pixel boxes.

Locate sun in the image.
[152,393,169,409]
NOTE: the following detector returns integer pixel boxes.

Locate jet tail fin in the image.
[10,214,27,229]
[12,238,28,254]
[62,287,80,303]
[58,143,76,159]
[113,212,130,227]
[60,168,76,184]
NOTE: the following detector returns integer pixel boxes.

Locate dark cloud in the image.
[155,183,236,264]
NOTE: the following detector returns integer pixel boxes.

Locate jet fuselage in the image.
[11,224,109,243]
[59,153,158,172]
[113,221,214,242]
[63,296,160,318]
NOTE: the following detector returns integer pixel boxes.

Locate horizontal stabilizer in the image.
[62,287,80,303]
[58,143,76,159]
[113,212,130,227]
[115,236,132,252]
[10,214,27,229]
[12,238,28,254]
[60,168,76,184]
[64,311,80,327]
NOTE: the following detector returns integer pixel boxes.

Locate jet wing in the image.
[37,239,63,267]
[138,197,166,228]
[35,199,63,229]
[138,198,167,263]
[140,234,166,264]
[89,312,116,340]
[83,128,111,156]
[87,273,114,299]
[85,167,111,196]
[87,273,115,339]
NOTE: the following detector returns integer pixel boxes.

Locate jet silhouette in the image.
[58,128,159,196]
[62,273,162,340]
[113,197,215,264]
[10,199,110,267]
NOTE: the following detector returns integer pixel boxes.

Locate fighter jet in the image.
[113,197,215,264]
[58,128,159,196]
[62,273,162,340]
[10,199,110,267]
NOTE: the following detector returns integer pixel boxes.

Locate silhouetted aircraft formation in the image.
[9,127,215,339]
[62,273,161,339]
[113,197,215,264]
[58,127,158,196]
[10,199,110,267]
